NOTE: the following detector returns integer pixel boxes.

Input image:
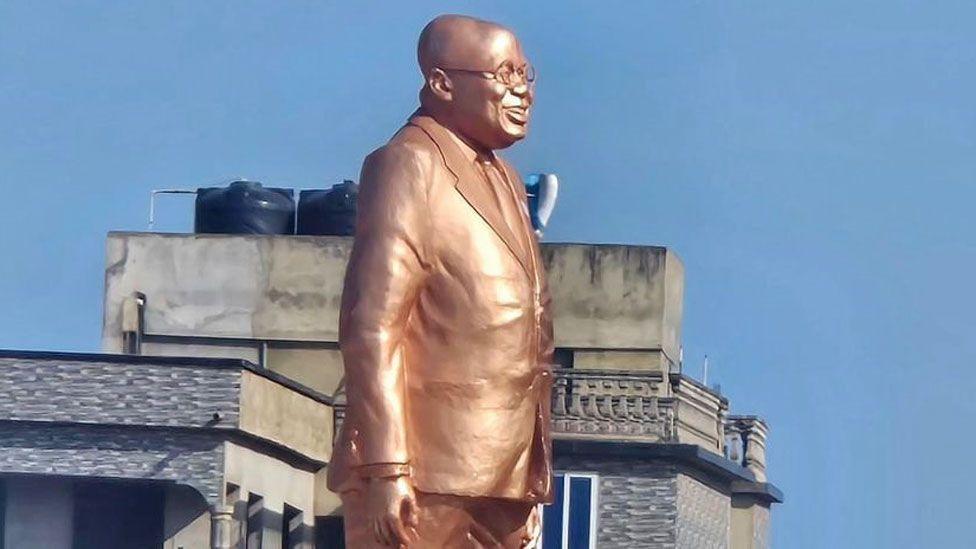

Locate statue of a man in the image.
[327,14,554,548]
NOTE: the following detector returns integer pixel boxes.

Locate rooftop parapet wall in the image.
[102,233,684,360]
[542,244,683,365]
[103,232,351,347]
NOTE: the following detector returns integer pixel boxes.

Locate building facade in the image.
[0,232,780,548]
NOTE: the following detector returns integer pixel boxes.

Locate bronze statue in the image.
[327,14,554,548]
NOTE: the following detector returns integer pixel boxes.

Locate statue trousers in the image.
[340,488,539,548]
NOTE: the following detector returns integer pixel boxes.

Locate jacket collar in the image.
[408,113,531,278]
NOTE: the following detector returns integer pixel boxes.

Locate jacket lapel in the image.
[409,115,531,278]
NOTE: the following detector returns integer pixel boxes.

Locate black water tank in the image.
[297,180,358,236]
[194,181,295,235]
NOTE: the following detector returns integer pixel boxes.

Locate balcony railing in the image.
[724,415,769,482]
[551,368,674,442]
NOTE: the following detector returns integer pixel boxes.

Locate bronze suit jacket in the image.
[327,113,554,503]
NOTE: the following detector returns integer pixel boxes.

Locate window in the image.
[282,504,301,549]
[541,473,598,549]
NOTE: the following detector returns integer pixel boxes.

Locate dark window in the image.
[553,348,575,369]
[72,481,164,549]
[246,494,264,548]
[282,504,301,549]
[567,477,593,548]
[315,516,345,549]
[542,473,598,549]
[542,475,565,548]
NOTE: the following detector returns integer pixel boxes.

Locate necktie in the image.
[479,158,530,260]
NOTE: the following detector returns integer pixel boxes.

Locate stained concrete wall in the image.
[3,477,74,549]
[265,346,344,397]
[541,244,683,363]
[102,233,685,382]
[103,233,351,347]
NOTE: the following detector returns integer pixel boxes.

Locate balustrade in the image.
[551,368,675,442]
[724,415,769,482]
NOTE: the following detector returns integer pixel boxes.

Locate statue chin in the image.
[500,117,529,143]
[489,125,527,149]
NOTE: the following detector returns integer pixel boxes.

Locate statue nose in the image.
[512,84,533,106]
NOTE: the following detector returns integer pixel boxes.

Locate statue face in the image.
[447,32,533,151]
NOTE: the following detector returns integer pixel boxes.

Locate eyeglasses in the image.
[440,60,536,88]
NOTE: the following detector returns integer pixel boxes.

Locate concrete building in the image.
[0,231,781,548]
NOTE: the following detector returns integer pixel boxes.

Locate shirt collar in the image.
[431,116,496,165]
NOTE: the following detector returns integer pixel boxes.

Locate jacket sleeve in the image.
[339,143,430,474]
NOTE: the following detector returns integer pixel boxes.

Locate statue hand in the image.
[366,475,419,547]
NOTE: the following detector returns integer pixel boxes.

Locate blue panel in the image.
[568,477,592,549]
[542,475,565,549]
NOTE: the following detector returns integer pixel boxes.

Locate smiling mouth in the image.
[504,108,529,125]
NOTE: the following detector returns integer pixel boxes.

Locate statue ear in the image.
[427,68,453,102]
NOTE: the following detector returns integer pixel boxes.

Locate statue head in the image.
[418,14,534,151]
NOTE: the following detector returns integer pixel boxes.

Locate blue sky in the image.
[2,2,975,546]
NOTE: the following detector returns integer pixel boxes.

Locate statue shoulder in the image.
[365,127,437,172]
[361,130,439,196]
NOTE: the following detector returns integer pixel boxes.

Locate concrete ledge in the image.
[730,480,784,504]
[0,350,333,467]
[553,440,783,504]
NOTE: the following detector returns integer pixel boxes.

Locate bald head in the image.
[418,14,519,74]
[415,14,533,151]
